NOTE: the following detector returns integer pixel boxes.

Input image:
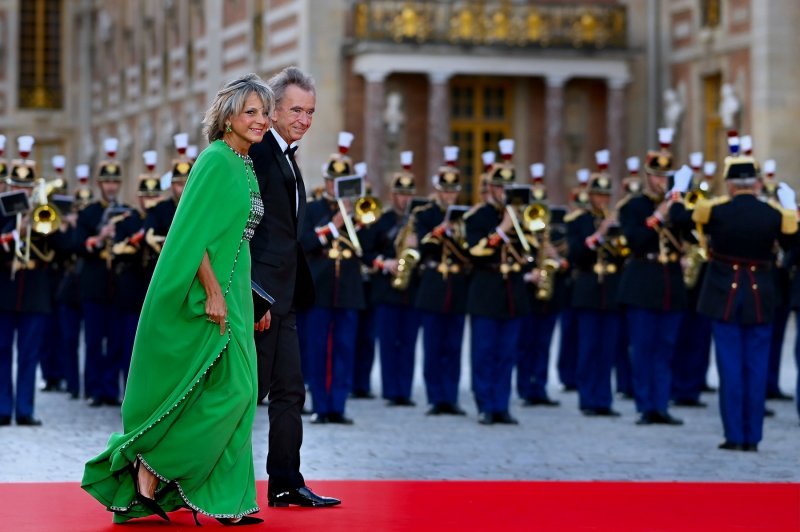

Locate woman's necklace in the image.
[221,139,255,190]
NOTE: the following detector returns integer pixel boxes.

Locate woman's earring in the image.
[225,123,232,133]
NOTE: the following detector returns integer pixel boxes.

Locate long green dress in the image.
[82,140,263,522]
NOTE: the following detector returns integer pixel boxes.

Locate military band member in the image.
[617,128,689,426]
[413,147,470,416]
[692,143,797,451]
[557,168,592,393]
[465,139,531,425]
[0,137,69,425]
[75,138,132,407]
[300,132,364,424]
[760,159,795,402]
[517,162,565,407]
[351,163,377,399]
[671,152,714,407]
[566,167,624,416]
[361,150,420,407]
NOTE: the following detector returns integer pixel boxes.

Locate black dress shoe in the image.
[216,516,264,526]
[583,408,620,417]
[41,380,63,392]
[701,384,717,393]
[766,391,793,401]
[635,412,656,425]
[442,403,466,416]
[718,441,745,451]
[268,486,341,508]
[0,416,11,426]
[327,413,354,425]
[88,397,104,407]
[16,416,42,426]
[764,408,775,418]
[351,390,375,399]
[742,443,759,452]
[672,399,707,408]
[523,397,560,407]
[104,398,122,407]
[562,385,577,392]
[310,413,327,424]
[387,397,416,407]
[652,411,683,425]
[493,412,519,425]
[426,404,445,416]
[477,412,494,425]
[301,406,312,416]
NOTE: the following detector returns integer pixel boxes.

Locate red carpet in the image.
[1,480,798,531]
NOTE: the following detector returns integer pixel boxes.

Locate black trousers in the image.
[256,311,306,491]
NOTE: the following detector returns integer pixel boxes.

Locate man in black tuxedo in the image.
[249,66,339,507]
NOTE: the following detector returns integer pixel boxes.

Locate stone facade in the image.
[0,0,797,203]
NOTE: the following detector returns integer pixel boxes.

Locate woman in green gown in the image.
[82,73,273,526]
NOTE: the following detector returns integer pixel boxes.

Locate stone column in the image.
[544,76,567,203]
[607,78,628,200]
[426,72,452,191]
[363,71,388,199]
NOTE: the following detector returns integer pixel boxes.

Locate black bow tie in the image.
[284,145,298,157]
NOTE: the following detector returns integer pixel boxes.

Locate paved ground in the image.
[1,320,798,483]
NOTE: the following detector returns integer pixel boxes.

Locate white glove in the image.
[777,182,797,211]
[671,165,693,194]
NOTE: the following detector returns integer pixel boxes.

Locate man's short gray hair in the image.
[202,73,274,143]
[268,66,316,106]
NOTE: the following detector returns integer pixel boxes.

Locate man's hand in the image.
[383,258,400,275]
[331,211,345,229]
[255,309,272,332]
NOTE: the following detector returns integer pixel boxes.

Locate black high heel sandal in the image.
[130,459,170,522]
[215,516,264,526]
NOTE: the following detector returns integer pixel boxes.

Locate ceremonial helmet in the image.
[644,128,675,177]
[171,133,193,184]
[137,150,162,199]
[529,162,547,202]
[391,151,416,194]
[588,149,612,195]
[434,146,461,192]
[97,138,122,182]
[323,131,354,180]
[7,136,37,187]
[489,139,516,185]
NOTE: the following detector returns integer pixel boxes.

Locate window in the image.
[19,0,63,109]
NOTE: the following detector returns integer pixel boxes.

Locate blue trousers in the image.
[57,304,82,397]
[576,309,621,410]
[672,310,712,402]
[375,303,420,401]
[112,310,139,395]
[0,311,48,418]
[615,318,633,395]
[471,315,521,414]
[557,309,579,389]
[82,301,122,402]
[352,307,376,395]
[39,314,61,384]
[767,305,790,395]
[422,312,465,406]
[517,312,558,401]
[627,308,682,414]
[304,307,357,415]
[712,320,772,445]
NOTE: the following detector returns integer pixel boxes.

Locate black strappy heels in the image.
[186,507,263,527]
[130,459,170,521]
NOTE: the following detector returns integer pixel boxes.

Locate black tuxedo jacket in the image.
[249,132,315,316]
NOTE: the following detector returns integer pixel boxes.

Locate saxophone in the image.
[683,222,708,288]
[390,213,419,291]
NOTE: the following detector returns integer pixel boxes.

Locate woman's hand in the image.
[206,291,227,335]
[255,309,271,332]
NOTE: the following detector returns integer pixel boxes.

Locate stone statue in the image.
[663,85,685,133]
[720,83,741,129]
[383,91,405,137]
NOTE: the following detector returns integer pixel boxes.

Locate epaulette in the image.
[765,199,799,235]
[692,195,730,225]
[411,202,434,216]
[615,194,634,211]
[462,203,484,221]
[564,208,585,223]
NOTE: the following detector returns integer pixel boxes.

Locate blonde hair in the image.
[202,73,274,143]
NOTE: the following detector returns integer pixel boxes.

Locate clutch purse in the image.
[251,280,275,321]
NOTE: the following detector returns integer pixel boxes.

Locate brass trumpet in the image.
[353,195,382,226]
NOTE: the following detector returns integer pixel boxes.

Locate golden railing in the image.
[352,1,627,49]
